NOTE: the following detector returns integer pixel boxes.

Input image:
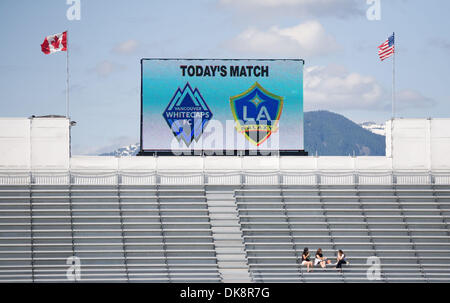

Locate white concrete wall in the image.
[31,118,70,170]
[0,117,69,170]
[0,118,31,169]
[1,117,449,172]
[69,155,393,172]
[386,119,450,171]
[430,119,450,170]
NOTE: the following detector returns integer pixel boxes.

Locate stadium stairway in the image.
[205,185,251,283]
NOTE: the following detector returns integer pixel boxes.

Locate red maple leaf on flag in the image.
[41,38,50,54]
[51,35,60,49]
[40,31,67,54]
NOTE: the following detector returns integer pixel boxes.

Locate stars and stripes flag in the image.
[378,33,395,61]
[40,31,67,55]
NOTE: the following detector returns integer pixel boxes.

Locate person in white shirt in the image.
[314,248,332,268]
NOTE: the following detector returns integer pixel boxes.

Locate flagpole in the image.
[392,32,395,119]
[66,30,70,119]
[390,32,396,161]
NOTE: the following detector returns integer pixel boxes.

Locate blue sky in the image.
[0,0,449,154]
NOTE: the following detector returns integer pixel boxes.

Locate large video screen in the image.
[141,59,304,154]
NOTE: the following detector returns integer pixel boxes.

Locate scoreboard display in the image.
[140,59,304,155]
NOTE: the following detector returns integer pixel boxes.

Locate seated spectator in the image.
[336,249,348,271]
[301,247,313,272]
[314,248,332,268]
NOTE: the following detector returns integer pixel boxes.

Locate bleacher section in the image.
[0,171,449,282]
[236,182,450,283]
[0,174,221,282]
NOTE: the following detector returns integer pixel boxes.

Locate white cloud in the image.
[112,39,139,54]
[430,38,450,49]
[304,65,436,112]
[395,89,436,110]
[304,65,384,110]
[229,21,339,57]
[219,0,363,18]
[92,61,125,78]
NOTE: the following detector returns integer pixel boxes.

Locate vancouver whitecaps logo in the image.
[163,82,213,146]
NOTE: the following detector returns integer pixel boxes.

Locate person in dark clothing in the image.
[301,247,313,272]
[336,249,348,271]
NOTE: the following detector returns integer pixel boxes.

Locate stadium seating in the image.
[0,171,449,282]
[236,179,450,283]
[0,173,221,282]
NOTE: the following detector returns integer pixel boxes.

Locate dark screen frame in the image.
[139,58,307,156]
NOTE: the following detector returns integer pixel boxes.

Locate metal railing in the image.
[0,171,449,186]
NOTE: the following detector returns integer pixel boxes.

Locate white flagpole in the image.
[66,30,70,119]
[392,32,395,119]
[389,32,396,160]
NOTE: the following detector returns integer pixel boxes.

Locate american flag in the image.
[378,33,395,61]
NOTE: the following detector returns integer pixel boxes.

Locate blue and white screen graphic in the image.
[141,59,304,152]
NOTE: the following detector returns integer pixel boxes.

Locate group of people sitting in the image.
[301,248,348,272]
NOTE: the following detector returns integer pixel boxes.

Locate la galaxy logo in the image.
[163,82,213,146]
[230,82,283,146]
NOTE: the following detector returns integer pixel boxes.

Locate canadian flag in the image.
[41,31,67,55]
